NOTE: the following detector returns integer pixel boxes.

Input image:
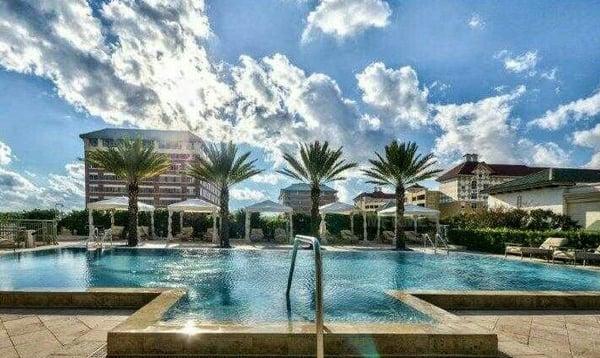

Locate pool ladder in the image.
[286,235,324,358]
[423,233,450,255]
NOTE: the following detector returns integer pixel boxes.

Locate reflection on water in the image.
[2,247,600,324]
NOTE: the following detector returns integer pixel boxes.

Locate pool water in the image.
[1,248,600,324]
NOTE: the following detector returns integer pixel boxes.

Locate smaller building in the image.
[279,183,337,213]
[353,187,395,212]
[487,168,600,229]
[404,184,441,210]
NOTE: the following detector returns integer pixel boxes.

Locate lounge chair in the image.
[340,230,359,244]
[176,226,194,241]
[205,228,219,243]
[512,237,568,261]
[111,226,124,240]
[382,230,395,244]
[250,228,264,242]
[552,247,576,264]
[137,226,150,240]
[274,228,287,243]
[404,231,422,244]
[0,234,19,251]
[574,245,600,266]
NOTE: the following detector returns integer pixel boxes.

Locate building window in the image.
[516,195,522,208]
[471,181,477,190]
[470,193,477,200]
[471,203,477,209]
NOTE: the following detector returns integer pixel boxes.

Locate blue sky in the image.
[0,0,599,211]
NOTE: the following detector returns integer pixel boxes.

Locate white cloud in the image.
[302,0,391,42]
[468,13,485,29]
[230,187,267,201]
[0,0,235,140]
[232,53,378,163]
[541,67,558,81]
[356,63,429,128]
[432,86,526,164]
[0,141,13,165]
[495,50,538,75]
[519,140,570,167]
[531,90,600,130]
[251,172,286,185]
[572,124,600,168]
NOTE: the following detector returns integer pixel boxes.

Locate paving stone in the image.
[0,346,19,358]
[10,329,58,347]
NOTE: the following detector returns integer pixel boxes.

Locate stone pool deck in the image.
[0,308,132,358]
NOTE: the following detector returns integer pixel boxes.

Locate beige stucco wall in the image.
[487,187,566,214]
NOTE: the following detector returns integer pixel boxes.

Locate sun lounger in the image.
[404,231,422,244]
[111,226,124,240]
[519,237,567,261]
[551,248,576,264]
[176,226,194,241]
[574,245,600,266]
[204,228,219,243]
[137,226,150,240]
[250,228,264,242]
[340,230,359,244]
[274,228,287,243]
[382,230,395,244]
[0,234,19,251]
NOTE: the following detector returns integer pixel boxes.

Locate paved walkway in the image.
[0,308,132,358]
[455,310,600,358]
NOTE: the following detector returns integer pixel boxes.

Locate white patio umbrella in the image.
[244,200,293,243]
[318,202,363,240]
[167,199,219,243]
[376,204,440,240]
[87,196,155,241]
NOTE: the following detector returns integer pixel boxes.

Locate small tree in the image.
[87,138,171,246]
[278,141,356,238]
[362,141,441,250]
[188,142,262,248]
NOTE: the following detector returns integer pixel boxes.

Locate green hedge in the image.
[448,228,600,254]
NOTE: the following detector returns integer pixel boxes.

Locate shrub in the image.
[444,208,579,231]
[448,228,600,254]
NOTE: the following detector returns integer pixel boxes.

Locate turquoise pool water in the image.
[1,248,600,324]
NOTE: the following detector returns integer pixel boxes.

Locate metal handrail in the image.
[435,233,450,254]
[286,235,324,358]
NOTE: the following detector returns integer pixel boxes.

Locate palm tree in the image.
[278,141,357,238]
[362,141,441,250]
[188,142,262,248]
[87,138,171,247]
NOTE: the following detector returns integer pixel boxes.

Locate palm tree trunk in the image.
[310,184,321,239]
[219,186,230,248]
[394,185,406,250]
[127,182,139,247]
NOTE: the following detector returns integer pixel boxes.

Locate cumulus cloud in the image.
[531,90,600,130]
[230,187,267,201]
[572,123,600,168]
[0,0,234,139]
[0,141,12,165]
[495,50,538,75]
[519,140,570,167]
[356,63,429,128]
[251,173,286,185]
[232,53,378,163]
[468,13,485,29]
[302,0,391,42]
[432,86,526,164]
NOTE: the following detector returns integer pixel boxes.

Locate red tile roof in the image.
[436,162,544,182]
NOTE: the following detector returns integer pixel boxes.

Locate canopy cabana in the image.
[87,196,155,241]
[376,204,440,239]
[167,199,219,243]
[318,202,366,241]
[244,200,293,243]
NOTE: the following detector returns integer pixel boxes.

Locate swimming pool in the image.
[1,247,600,324]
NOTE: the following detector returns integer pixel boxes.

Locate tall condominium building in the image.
[80,128,220,208]
[279,183,337,213]
[436,153,542,217]
[353,187,395,212]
